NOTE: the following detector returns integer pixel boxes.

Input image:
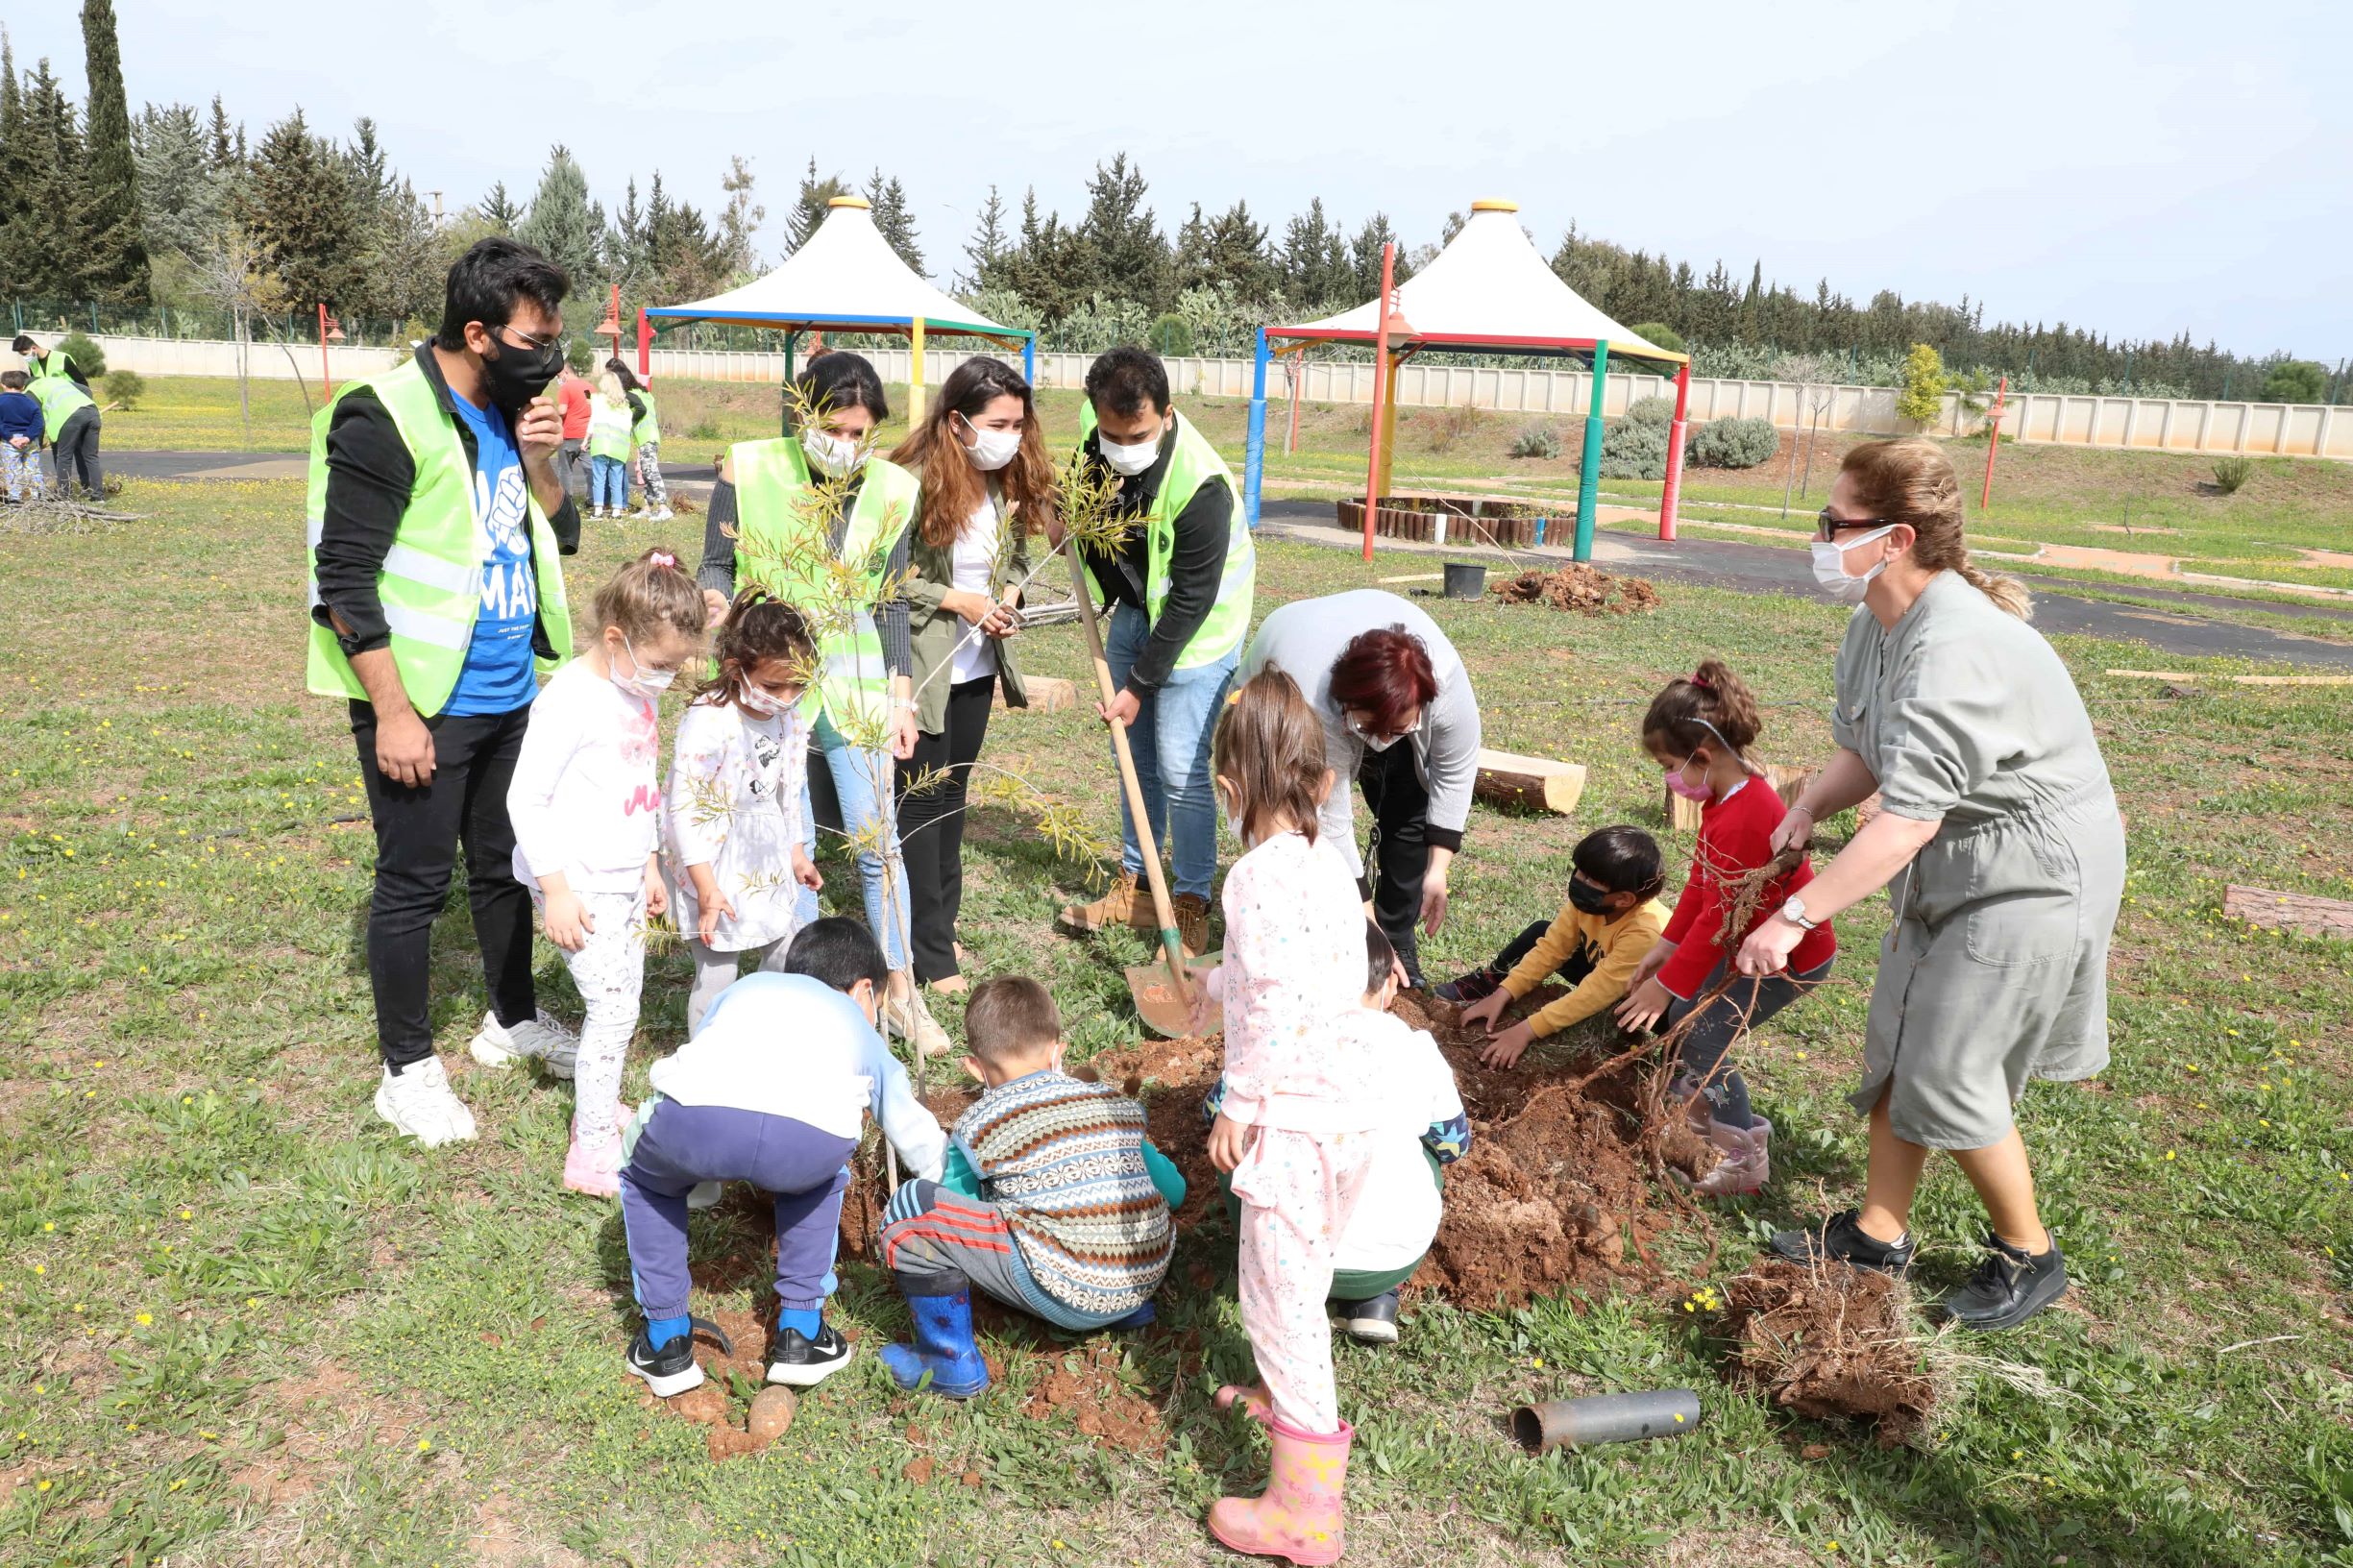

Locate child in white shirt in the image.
[668,591,826,1035]
[507,548,708,1196]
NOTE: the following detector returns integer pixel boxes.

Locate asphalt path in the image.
[96,452,2353,671]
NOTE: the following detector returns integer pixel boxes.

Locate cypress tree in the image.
[78,0,148,304]
[517,144,601,293]
[0,33,29,296]
[248,107,358,312]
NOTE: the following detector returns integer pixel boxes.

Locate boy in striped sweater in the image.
[876,976,1185,1399]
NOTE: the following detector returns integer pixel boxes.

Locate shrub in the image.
[1508,421,1561,460]
[103,368,145,409]
[565,337,596,375]
[1895,343,1947,426]
[2211,456,2254,495]
[1600,407,1671,480]
[1689,415,1777,469]
[57,330,107,380]
[1624,395,1675,428]
[1627,322,1686,355]
[2260,359,2325,404]
[1148,313,1194,357]
[686,418,723,441]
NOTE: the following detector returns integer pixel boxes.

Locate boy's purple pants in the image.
[620,1101,858,1321]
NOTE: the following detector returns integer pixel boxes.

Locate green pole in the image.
[1574,340,1610,562]
[782,330,799,436]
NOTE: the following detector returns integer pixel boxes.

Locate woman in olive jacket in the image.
[888,356,1058,992]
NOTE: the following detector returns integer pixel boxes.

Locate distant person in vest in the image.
[306,236,584,1147]
[608,359,672,522]
[694,352,948,1058]
[1053,347,1256,958]
[12,333,102,500]
[1240,590,1483,988]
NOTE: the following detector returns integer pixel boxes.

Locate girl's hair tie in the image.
[649,550,677,571]
[1688,673,1712,689]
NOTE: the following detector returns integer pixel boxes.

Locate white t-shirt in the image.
[506,658,663,894]
[1334,1011,1466,1274]
[947,496,999,685]
[665,695,812,951]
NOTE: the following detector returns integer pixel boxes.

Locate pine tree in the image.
[356,179,443,325]
[8,58,91,303]
[959,184,1007,290]
[77,0,147,303]
[717,153,764,281]
[606,176,649,292]
[1348,212,1406,300]
[248,108,360,312]
[131,102,215,264]
[1076,153,1167,311]
[1279,198,1352,309]
[479,180,521,233]
[864,167,921,272]
[783,157,850,254]
[0,32,31,297]
[204,95,233,166]
[344,115,390,213]
[517,144,601,292]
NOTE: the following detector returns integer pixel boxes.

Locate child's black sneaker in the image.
[1937,1233,2068,1331]
[1768,1208,1916,1275]
[1434,968,1504,1005]
[625,1315,731,1399]
[1336,1290,1400,1346]
[766,1322,853,1387]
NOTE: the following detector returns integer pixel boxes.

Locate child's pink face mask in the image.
[1664,755,1714,802]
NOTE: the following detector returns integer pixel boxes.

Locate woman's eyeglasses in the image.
[1816,507,1894,542]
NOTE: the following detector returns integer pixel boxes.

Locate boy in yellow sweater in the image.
[1440,825,1670,1068]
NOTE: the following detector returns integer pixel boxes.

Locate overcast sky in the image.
[12,1,2347,364]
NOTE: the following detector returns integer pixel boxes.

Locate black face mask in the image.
[1567,878,1616,916]
[478,331,564,420]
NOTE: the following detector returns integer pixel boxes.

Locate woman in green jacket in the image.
[887,357,1056,993]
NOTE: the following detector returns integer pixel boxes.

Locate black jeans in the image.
[1487,919,1598,987]
[559,438,586,502]
[895,675,993,984]
[54,407,102,497]
[351,699,538,1069]
[1357,739,1433,986]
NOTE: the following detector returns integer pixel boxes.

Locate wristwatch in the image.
[1779,894,1818,930]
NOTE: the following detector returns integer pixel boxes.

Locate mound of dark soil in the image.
[1490,563,1662,614]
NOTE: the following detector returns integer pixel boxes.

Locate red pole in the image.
[636,308,651,379]
[608,282,623,363]
[317,303,332,399]
[1360,241,1396,563]
[1979,374,2009,512]
[1659,361,1691,542]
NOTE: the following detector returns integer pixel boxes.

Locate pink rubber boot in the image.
[563,1107,627,1198]
[1689,1116,1773,1198]
[1214,1382,1273,1423]
[1207,1415,1352,1565]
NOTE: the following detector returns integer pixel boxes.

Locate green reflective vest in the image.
[729,436,919,734]
[1080,407,1254,672]
[630,389,660,448]
[27,350,80,390]
[586,398,633,462]
[27,374,95,443]
[305,356,573,717]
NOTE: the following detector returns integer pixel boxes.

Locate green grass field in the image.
[3,481,2350,1566]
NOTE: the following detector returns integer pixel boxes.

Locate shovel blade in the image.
[1124,952,1223,1039]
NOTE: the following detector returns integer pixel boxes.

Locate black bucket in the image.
[1443,561,1487,600]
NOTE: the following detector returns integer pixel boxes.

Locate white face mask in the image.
[1811,525,1897,605]
[957,416,1021,473]
[801,427,863,478]
[738,681,795,718]
[1348,713,1419,753]
[611,633,675,700]
[1097,426,1163,477]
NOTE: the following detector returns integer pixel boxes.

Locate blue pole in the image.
[1244,328,1270,527]
[1574,340,1610,562]
[1022,333,1036,389]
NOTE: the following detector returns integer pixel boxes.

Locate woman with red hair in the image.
[1238,590,1482,985]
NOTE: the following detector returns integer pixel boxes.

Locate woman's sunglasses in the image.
[1816,507,1895,542]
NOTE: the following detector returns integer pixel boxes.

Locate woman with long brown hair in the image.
[887,356,1056,993]
[1734,438,2123,1331]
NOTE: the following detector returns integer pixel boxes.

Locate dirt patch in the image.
[1021,1337,1165,1454]
[1490,563,1663,615]
[1715,1258,1936,1440]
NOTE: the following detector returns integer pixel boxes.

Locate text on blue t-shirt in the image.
[443,390,540,716]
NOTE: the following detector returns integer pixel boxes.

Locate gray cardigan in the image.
[1239,589,1482,880]
[902,485,1030,735]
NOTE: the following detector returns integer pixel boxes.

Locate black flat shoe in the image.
[1434,968,1503,1005]
[1768,1208,1917,1276]
[1938,1233,2068,1330]
[1336,1290,1400,1345]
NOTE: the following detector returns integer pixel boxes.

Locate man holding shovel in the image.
[1054,348,1256,958]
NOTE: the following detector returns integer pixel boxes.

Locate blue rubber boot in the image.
[1105,1300,1156,1331]
[878,1276,990,1399]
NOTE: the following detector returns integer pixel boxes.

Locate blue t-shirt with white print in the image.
[443,390,539,716]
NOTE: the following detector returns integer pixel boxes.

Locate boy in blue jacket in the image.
[0,372,42,502]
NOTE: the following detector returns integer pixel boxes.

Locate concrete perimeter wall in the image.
[65,335,2352,460]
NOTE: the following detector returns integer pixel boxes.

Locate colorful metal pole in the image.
[316,303,332,399]
[1021,334,1036,389]
[782,331,799,437]
[1979,374,2008,512]
[1244,327,1269,527]
[607,283,623,363]
[1658,361,1690,542]
[1286,355,1302,454]
[636,308,651,379]
[1573,341,1610,562]
[1360,242,1396,563]
[1377,355,1402,503]
[909,316,927,422]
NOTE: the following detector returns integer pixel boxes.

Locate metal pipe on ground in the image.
[1512,1389,1702,1454]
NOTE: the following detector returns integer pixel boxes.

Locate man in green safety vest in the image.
[12,334,102,499]
[1054,347,1255,956]
[306,237,583,1148]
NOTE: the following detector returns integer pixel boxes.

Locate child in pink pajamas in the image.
[1199,668,1395,1565]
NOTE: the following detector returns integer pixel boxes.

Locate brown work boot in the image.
[1058,870,1141,934]
[1172,894,1213,959]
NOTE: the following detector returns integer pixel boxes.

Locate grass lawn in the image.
[4,481,2351,1566]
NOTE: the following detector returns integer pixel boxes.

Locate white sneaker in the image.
[882,990,952,1059]
[687,1181,723,1211]
[375,1058,478,1147]
[651,506,674,522]
[469,1009,579,1077]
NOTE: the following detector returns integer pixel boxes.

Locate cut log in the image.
[995,675,1079,713]
[1475,749,1586,815]
[2223,885,2353,942]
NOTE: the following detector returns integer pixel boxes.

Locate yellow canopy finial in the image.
[828,195,872,210]
[1469,198,1519,213]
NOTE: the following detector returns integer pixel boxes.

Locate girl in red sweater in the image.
[1615,660,1835,1196]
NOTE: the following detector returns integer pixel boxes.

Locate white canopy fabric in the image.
[645,198,1026,340]
[1278,201,1682,365]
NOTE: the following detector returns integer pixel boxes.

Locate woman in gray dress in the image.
[1733,438,2123,1331]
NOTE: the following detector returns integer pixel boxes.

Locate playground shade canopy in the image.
[643,197,1029,347]
[1273,201,1686,366]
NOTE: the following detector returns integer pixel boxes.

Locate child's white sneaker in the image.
[375,1058,478,1147]
[469,1010,578,1077]
[687,1181,723,1211]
